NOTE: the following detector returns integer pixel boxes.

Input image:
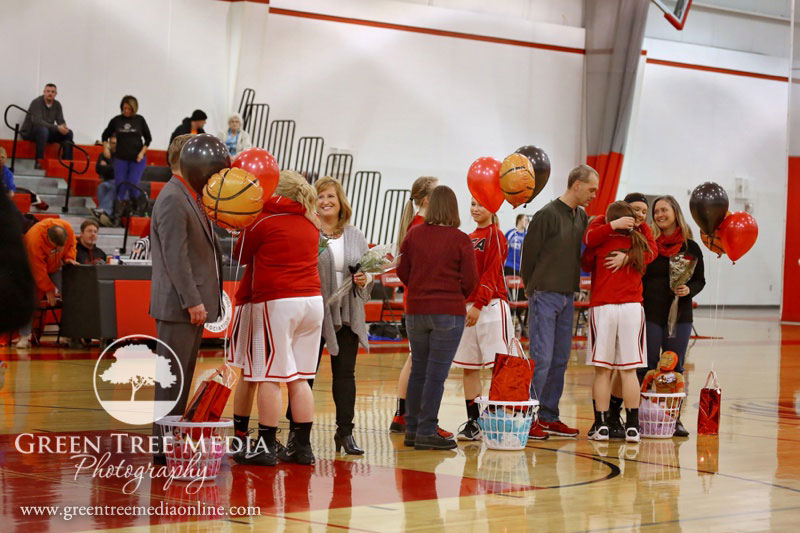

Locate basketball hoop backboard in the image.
[651,0,692,30]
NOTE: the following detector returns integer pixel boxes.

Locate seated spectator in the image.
[93,136,117,226]
[170,109,207,142]
[0,147,49,210]
[1,147,14,199]
[101,96,151,203]
[217,113,252,156]
[129,219,151,261]
[75,219,107,264]
[20,84,73,168]
[16,218,78,349]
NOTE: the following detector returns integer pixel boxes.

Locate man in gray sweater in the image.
[21,84,73,167]
[520,164,598,440]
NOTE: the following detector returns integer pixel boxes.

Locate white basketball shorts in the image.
[228,296,324,382]
[452,299,513,369]
[586,302,646,369]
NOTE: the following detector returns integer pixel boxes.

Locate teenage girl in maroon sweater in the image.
[391,176,455,438]
[397,185,478,450]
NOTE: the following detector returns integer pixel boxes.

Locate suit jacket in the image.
[149,177,222,323]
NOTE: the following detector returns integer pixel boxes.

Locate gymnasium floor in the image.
[1,308,798,532]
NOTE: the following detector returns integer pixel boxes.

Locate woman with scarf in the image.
[641,195,705,437]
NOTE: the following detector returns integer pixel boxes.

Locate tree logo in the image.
[93,335,184,425]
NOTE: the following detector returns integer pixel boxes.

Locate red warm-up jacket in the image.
[233,196,321,304]
[466,224,508,309]
[581,216,657,307]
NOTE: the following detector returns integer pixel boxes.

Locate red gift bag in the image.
[697,370,721,435]
[489,338,534,402]
[182,366,236,423]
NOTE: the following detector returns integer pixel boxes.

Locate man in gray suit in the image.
[149,134,222,456]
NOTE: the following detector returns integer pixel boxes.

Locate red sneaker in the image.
[436,426,453,439]
[528,422,549,440]
[390,414,405,433]
[539,420,579,437]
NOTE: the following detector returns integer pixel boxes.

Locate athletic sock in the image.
[594,409,608,427]
[465,398,480,421]
[294,422,313,447]
[395,398,406,417]
[233,414,250,437]
[609,395,623,416]
[257,424,277,450]
[625,408,639,429]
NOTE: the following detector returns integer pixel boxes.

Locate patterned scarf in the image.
[656,226,684,257]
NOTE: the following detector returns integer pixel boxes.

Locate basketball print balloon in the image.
[202,167,264,230]
[499,153,536,208]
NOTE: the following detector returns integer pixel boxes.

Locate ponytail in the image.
[395,198,415,249]
[395,175,438,249]
[628,230,649,273]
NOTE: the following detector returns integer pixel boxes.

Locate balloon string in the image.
[225,230,247,369]
[710,255,723,352]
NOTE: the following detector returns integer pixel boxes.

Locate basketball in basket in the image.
[202,167,264,230]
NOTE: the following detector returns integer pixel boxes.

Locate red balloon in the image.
[717,212,758,263]
[467,157,503,213]
[231,148,279,202]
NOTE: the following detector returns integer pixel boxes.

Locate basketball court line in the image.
[534,444,800,494]
[579,505,800,532]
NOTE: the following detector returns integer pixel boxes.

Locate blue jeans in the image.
[96,181,116,213]
[638,321,692,381]
[113,157,146,201]
[25,126,73,160]
[405,314,465,436]
[528,291,574,423]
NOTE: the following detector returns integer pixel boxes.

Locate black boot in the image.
[673,418,689,437]
[334,431,364,455]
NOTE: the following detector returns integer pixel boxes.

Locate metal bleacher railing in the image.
[324,152,353,183]
[242,102,270,150]
[57,141,90,213]
[267,119,296,170]
[370,188,409,246]
[237,88,255,125]
[294,136,325,183]
[346,170,382,240]
[4,104,30,173]
[232,88,401,244]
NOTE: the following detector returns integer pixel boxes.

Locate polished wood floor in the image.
[1,309,799,532]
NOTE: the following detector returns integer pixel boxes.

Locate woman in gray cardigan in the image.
[286,176,372,455]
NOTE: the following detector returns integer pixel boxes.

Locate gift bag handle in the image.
[508,337,529,360]
[703,369,720,391]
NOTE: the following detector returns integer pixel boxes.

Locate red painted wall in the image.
[783,158,800,322]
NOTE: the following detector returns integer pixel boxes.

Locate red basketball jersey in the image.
[467,224,508,308]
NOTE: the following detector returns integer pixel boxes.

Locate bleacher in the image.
[3,87,406,256]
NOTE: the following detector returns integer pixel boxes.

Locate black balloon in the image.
[179,134,231,194]
[689,182,729,235]
[514,145,551,202]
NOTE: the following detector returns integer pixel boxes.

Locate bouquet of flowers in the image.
[327,244,396,305]
[667,252,698,337]
[318,236,330,257]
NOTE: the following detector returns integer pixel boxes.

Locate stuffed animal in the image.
[641,351,685,394]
